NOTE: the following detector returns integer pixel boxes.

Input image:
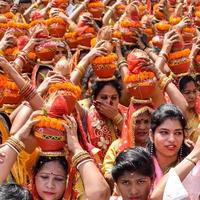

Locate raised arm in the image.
[155,29,188,114]
[150,136,200,200]
[70,40,108,85]
[64,116,111,200]
[0,111,40,183]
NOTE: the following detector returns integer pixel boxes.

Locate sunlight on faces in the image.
[35,161,67,200]
[182,81,197,110]
[134,111,151,146]
[151,118,184,159]
[116,171,152,200]
[95,85,119,108]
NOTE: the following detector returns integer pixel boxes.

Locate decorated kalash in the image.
[121,48,156,149]
[88,39,119,159]
[117,3,142,45]
[32,80,84,200]
[65,12,97,50]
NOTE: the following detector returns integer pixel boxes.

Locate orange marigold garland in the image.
[119,19,141,43]
[168,49,191,75]
[124,71,156,100]
[33,115,68,152]
[91,53,118,79]
[46,17,68,38]
[48,82,81,98]
[0,75,21,106]
[87,1,105,19]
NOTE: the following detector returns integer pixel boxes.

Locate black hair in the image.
[82,65,95,92]
[148,104,190,158]
[179,75,196,92]
[33,156,68,176]
[151,104,187,133]
[112,147,154,182]
[0,183,33,200]
[91,78,123,99]
[195,74,200,83]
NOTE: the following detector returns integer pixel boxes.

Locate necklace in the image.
[162,159,179,174]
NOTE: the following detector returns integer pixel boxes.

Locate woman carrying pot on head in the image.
[0,111,110,200]
[102,28,188,191]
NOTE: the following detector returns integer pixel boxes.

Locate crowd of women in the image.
[0,0,200,199]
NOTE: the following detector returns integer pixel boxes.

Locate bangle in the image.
[81,2,87,9]
[5,142,20,155]
[159,51,168,60]
[5,136,25,155]
[77,158,94,170]
[72,150,91,167]
[113,113,123,125]
[0,49,4,56]
[158,55,167,63]
[75,64,85,76]
[108,6,114,13]
[159,76,172,92]
[185,157,196,166]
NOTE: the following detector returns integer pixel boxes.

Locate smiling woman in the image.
[147,104,190,186]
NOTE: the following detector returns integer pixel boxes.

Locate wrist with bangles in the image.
[72,150,94,170]
[185,157,197,166]
[157,73,172,92]
[118,59,128,70]
[113,113,123,125]
[5,136,25,155]
[159,51,168,62]
[74,64,86,77]
[20,80,37,101]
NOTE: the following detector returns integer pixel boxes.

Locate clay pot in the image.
[92,64,116,78]
[127,82,156,100]
[34,126,66,152]
[48,23,66,38]
[35,41,57,61]
[169,61,190,74]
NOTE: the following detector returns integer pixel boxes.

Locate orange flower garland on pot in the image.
[124,49,156,100]
[119,20,142,44]
[0,23,7,39]
[195,11,200,27]
[7,21,29,37]
[33,115,68,152]
[33,81,81,152]
[0,74,21,106]
[168,49,190,75]
[87,0,105,19]
[151,21,171,50]
[65,27,96,49]
[153,4,165,20]
[46,17,68,38]
[91,53,118,78]
[115,3,126,18]
[194,54,200,73]
[182,26,196,48]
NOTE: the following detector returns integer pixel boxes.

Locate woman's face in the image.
[152,118,184,159]
[95,85,119,108]
[134,111,151,146]
[86,74,96,96]
[182,81,197,110]
[35,161,67,200]
[116,171,152,200]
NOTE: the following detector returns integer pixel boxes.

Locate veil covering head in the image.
[119,49,154,152]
